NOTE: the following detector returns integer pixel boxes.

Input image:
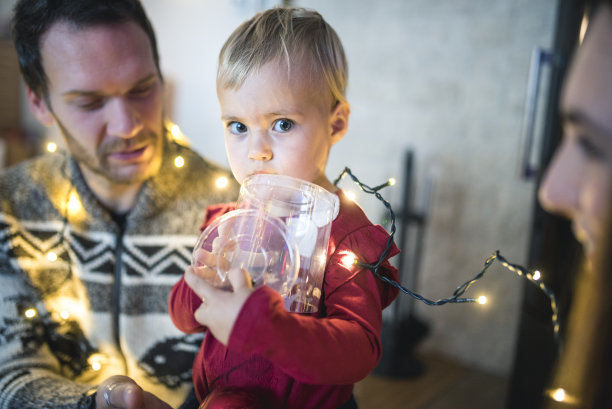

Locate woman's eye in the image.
[229,122,248,134]
[273,119,294,133]
[577,135,606,161]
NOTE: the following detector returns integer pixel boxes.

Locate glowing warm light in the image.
[174,155,185,168]
[216,176,229,189]
[88,353,107,371]
[47,252,58,262]
[339,251,357,269]
[67,192,83,215]
[477,295,487,305]
[388,177,396,186]
[345,191,356,201]
[532,270,541,281]
[59,310,70,320]
[24,308,37,319]
[47,142,57,153]
[169,123,181,139]
[166,122,191,146]
[551,388,566,402]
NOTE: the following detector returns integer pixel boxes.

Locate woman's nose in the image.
[248,133,273,161]
[106,97,144,138]
[538,141,582,220]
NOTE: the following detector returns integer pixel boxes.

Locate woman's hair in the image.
[217,7,348,105]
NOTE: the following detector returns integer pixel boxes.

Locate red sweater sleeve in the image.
[227,220,399,384]
[168,203,236,333]
[169,276,205,334]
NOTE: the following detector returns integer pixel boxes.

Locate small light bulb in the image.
[88,353,107,371]
[47,142,57,153]
[67,193,82,215]
[477,295,487,305]
[552,388,566,402]
[60,310,70,320]
[216,176,229,189]
[24,308,37,319]
[47,252,58,262]
[174,156,185,168]
[532,270,541,281]
[169,123,181,139]
[339,251,357,269]
[345,191,356,201]
[388,177,396,186]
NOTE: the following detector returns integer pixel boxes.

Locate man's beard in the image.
[55,118,164,185]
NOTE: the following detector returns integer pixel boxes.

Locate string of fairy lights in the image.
[334,167,575,404]
[333,167,561,346]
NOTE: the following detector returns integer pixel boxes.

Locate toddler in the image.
[169,7,400,409]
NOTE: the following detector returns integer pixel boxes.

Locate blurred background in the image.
[0,0,589,407]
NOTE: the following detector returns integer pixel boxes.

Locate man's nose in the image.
[248,132,273,161]
[106,97,143,138]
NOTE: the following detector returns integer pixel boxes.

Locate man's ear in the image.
[329,101,350,145]
[26,87,55,126]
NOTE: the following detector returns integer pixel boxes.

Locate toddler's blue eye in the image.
[229,122,248,134]
[273,119,294,132]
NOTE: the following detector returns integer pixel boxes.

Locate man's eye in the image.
[229,122,248,134]
[273,119,293,132]
[76,98,104,110]
[129,84,153,97]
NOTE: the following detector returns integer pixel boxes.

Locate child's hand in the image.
[191,248,233,288]
[184,266,254,345]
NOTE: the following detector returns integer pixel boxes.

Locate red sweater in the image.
[169,192,399,408]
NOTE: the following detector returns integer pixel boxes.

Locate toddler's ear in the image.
[26,87,55,127]
[330,101,350,145]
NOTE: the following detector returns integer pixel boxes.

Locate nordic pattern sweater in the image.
[0,139,239,409]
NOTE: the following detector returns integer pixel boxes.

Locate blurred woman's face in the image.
[538,7,612,259]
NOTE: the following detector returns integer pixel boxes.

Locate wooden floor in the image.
[353,351,508,409]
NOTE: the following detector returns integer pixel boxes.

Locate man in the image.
[0,0,238,408]
[538,0,612,406]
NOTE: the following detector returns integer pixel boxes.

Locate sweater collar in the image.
[66,137,183,224]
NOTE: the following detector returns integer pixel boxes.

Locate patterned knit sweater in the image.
[0,139,239,409]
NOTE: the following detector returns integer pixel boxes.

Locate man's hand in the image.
[185,266,253,345]
[95,376,172,409]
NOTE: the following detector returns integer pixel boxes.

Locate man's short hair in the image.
[11,0,162,99]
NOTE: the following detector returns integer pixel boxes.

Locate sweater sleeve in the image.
[0,255,95,409]
[227,223,400,385]
[168,276,206,334]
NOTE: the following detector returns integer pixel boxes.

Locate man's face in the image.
[538,7,612,259]
[33,20,164,188]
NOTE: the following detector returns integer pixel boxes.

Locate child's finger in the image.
[185,266,215,301]
[227,267,253,292]
[193,248,217,266]
[190,264,218,281]
[193,248,232,273]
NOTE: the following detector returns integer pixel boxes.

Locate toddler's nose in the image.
[248,133,273,161]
